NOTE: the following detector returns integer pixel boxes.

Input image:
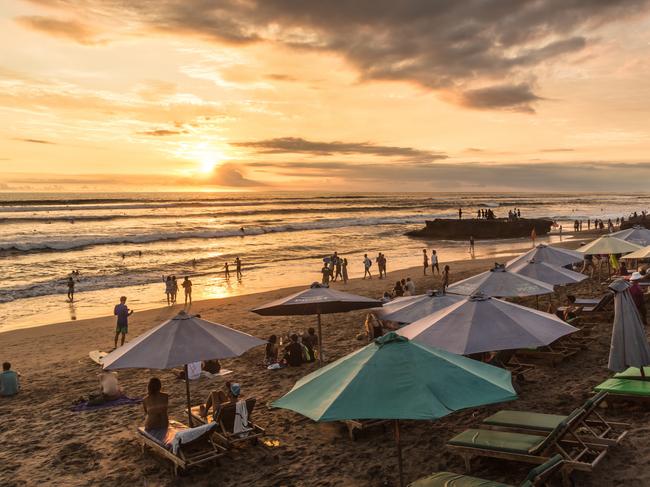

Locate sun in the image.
[198,150,223,173]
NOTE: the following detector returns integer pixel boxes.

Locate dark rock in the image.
[405,218,553,240]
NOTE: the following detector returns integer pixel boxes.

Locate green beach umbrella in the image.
[272,332,516,486]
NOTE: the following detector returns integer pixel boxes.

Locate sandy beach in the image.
[2,237,647,487]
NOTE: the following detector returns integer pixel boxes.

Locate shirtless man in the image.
[143,378,169,436]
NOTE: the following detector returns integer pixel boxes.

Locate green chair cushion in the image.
[595,378,650,396]
[613,367,650,380]
[408,472,510,487]
[483,411,567,432]
[447,429,546,455]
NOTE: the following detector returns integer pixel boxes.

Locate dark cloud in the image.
[541,148,575,153]
[13,138,57,145]
[16,16,103,45]
[137,129,186,136]
[246,159,650,191]
[455,84,543,113]
[233,137,446,162]
[266,73,297,81]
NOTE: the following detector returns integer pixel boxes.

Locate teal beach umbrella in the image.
[272,332,516,485]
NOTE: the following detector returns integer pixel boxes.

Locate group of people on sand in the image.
[321,252,349,285]
[163,275,193,306]
[264,329,319,368]
[223,256,243,280]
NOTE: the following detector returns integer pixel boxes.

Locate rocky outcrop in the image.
[406,218,553,240]
[621,218,650,230]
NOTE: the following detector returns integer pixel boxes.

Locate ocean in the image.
[1,191,648,332]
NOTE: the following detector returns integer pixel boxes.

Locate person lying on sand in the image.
[0,362,20,397]
[143,378,169,438]
[86,371,122,406]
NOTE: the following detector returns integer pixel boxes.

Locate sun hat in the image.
[631,272,643,281]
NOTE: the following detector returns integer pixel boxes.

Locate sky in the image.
[2,0,650,192]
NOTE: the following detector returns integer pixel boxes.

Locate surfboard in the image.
[89,350,108,365]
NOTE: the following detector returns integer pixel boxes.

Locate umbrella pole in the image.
[395,419,404,487]
[317,313,323,367]
[184,364,193,427]
[535,295,539,310]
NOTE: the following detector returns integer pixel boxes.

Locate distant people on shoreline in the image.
[469,236,475,254]
[423,249,429,275]
[182,276,192,305]
[235,256,242,279]
[431,249,440,275]
[441,265,450,294]
[163,276,173,305]
[363,254,372,279]
[321,261,330,286]
[67,276,75,302]
[224,262,230,279]
[113,296,133,349]
[376,252,387,279]
[342,258,349,284]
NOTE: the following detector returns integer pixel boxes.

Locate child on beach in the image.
[0,362,19,396]
[441,265,450,294]
[113,296,133,349]
[182,276,192,305]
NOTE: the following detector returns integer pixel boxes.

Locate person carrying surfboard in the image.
[113,296,133,349]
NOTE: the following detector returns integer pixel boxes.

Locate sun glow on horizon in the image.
[174,142,229,173]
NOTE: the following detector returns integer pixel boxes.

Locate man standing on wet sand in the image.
[235,256,242,279]
[113,296,133,349]
[458,207,463,220]
[469,236,475,253]
[67,276,75,302]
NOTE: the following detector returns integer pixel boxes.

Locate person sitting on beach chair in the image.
[199,381,237,421]
[143,377,169,441]
[87,371,122,405]
[559,295,582,322]
[364,312,383,342]
[0,362,20,397]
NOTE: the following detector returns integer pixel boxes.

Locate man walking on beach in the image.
[67,276,75,302]
[469,236,475,254]
[363,254,372,279]
[182,276,192,306]
[235,256,242,279]
[113,296,133,349]
[431,249,440,275]
[423,249,429,275]
[458,207,463,220]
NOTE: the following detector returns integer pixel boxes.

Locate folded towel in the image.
[171,422,216,454]
[233,400,253,435]
[71,395,142,412]
[187,361,202,380]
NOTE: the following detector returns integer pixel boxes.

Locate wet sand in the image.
[1,237,647,487]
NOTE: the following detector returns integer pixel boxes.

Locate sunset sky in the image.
[2,0,650,192]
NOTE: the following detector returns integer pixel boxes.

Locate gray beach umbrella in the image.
[374,292,463,324]
[251,283,383,366]
[103,311,266,425]
[398,293,578,355]
[446,263,554,298]
[506,243,583,268]
[610,226,650,247]
[607,279,650,375]
[507,259,588,286]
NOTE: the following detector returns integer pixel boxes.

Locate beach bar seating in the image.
[481,392,628,446]
[446,409,608,481]
[136,420,225,476]
[408,454,564,487]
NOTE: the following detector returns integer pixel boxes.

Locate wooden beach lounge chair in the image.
[214,398,266,448]
[515,342,579,366]
[343,418,391,440]
[489,350,536,382]
[408,454,564,486]
[136,420,224,476]
[481,392,628,446]
[447,409,608,480]
[558,293,613,314]
[594,377,650,404]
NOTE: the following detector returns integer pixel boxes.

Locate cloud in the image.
[454,84,543,113]
[541,148,575,153]
[137,129,186,136]
[16,16,104,45]
[206,163,265,187]
[13,138,57,145]
[233,137,446,162]
[25,0,648,111]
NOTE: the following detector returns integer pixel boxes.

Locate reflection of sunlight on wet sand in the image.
[199,276,238,300]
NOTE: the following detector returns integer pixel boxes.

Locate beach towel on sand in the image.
[170,422,216,454]
[233,400,252,435]
[71,395,142,412]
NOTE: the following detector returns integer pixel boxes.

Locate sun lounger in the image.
[482,392,628,446]
[343,419,391,440]
[594,378,650,404]
[447,409,608,479]
[613,367,650,380]
[136,420,224,475]
[209,398,266,449]
[408,454,564,487]
[489,350,536,383]
[515,343,579,366]
[558,293,613,314]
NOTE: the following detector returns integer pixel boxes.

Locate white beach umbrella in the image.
[506,243,583,268]
[576,235,642,255]
[607,279,650,375]
[620,245,650,260]
[610,226,650,247]
[398,293,578,355]
[374,292,463,324]
[507,259,588,286]
[103,311,266,425]
[446,263,554,298]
